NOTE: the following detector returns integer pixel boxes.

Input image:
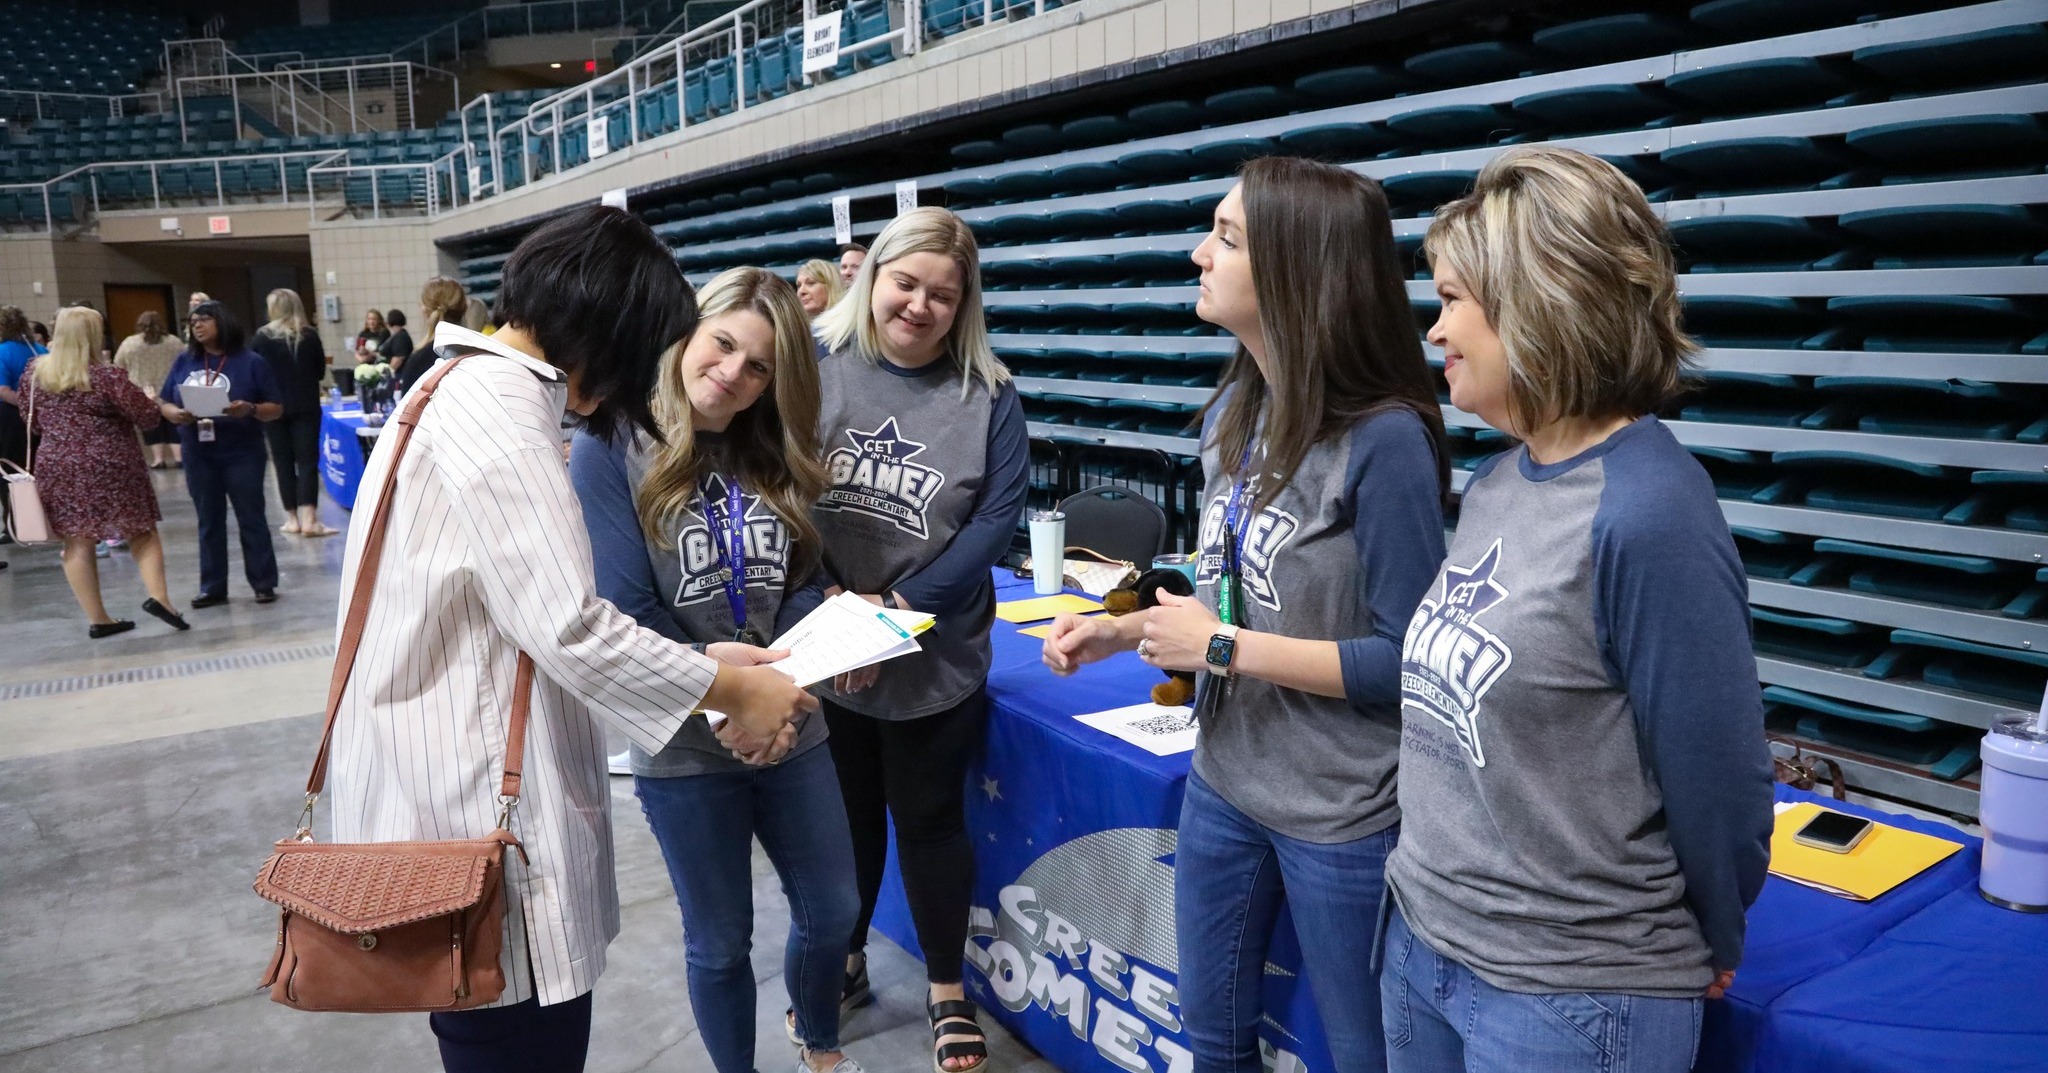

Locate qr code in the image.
[1129,712,1192,736]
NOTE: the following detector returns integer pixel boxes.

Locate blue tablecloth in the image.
[874,569,2003,1073]
[319,406,370,510]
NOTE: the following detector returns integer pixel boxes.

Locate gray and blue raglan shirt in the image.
[1190,397,1447,844]
[569,428,828,777]
[810,349,1030,720]
[1385,415,1775,997]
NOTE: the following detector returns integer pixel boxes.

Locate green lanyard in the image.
[1216,444,1255,628]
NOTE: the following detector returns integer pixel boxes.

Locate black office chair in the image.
[1058,484,1169,566]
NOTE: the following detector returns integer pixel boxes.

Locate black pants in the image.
[185,448,278,596]
[824,688,987,983]
[429,992,593,1073]
[264,410,321,512]
[0,401,22,532]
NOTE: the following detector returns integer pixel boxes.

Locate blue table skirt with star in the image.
[872,568,2010,1073]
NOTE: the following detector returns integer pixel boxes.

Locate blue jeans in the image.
[1176,770,1398,1073]
[635,743,861,1073]
[183,447,277,596]
[1379,904,1703,1073]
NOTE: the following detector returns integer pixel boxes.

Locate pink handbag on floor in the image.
[4,376,49,544]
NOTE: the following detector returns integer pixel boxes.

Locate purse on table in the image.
[252,356,534,1013]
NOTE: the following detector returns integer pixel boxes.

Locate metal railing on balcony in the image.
[307,142,486,221]
[386,0,642,68]
[174,60,461,139]
[0,149,351,232]
[0,89,167,123]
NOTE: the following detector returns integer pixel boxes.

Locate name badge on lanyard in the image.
[197,419,216,443]
[709,476,764,646]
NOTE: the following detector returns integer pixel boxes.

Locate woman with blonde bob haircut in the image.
[569,267,865,1073]
[795,258,845,320]
[810,205,1028,1073]
[1379,146,1774,1073]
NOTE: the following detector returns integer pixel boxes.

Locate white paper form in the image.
[1073,703,1199,757]
[180,382,231,418]
[766,592,933,688]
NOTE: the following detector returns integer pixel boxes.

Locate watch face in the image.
[1206,634,1234,667]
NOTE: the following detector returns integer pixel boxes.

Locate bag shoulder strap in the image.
[20,362,34,473]
[303,354,532,809]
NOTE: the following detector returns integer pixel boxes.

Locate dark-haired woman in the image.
[158,301,282,607]
[571,267,864,1073]
[0,305,47,546]
[1043,157,1449,1073]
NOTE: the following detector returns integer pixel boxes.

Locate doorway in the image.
[104,284,173,346]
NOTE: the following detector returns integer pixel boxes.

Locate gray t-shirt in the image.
[568,428,827,777]
[810,349,1029,720]
[1385,416,1774,997]
[1188,400,1446,844]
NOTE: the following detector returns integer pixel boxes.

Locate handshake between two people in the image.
[691,635,884,766]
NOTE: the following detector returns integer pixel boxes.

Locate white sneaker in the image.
[798,1055,866,1073]
[606,749,632,776]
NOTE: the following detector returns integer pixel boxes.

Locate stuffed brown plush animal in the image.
[1106,568,1198,707]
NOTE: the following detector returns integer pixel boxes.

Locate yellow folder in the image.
[1017,612,1105,639]
[996,594,1105,623]
[1768,802,1964,901]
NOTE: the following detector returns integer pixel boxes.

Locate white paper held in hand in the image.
[703,594,934,731]
[180,382,231,418]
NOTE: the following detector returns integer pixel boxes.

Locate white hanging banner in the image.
[832,195,853,245]
[895,179,918,215]
[601,188,629,211]
[801,10,844,75]
[588,114,610,159]
[467,162,482,197]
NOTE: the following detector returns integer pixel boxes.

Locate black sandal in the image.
[927,994,988,1073]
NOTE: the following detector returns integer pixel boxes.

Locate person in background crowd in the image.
[396,277,468,392]
[353,308,391,362]
[796,259,845,321]
[115,311,185,469]
[810,207,1028,1073]
[378,308,412,364]
[570,266,864,1073]
[327,204,818,1073]
[1380,146,1774,1073]
[158,300,283,608]
[182,291,209,346]
[836,243,866,286]
[21,307,188,636]
[30,321,49,347]
[253,288,336,537]
[1042,157,1449,1073]
[461,296,495,334]
[0,304,47,551]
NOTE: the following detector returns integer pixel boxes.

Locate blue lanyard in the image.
[1217,444,1255,628]
[705,476,751,639]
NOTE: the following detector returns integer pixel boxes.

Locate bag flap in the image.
[253,841,496,933]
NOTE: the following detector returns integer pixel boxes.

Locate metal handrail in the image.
[174,59,460,140]
[388,0,637,68]
[0,89,167,121]
[0,149,351,231]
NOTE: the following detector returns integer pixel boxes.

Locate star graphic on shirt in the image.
[843,417,930,461]
[1439,538,1510,619]
[694,471,772,531]
[979,776,1002,802]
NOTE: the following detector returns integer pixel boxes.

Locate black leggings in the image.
[824,689,987,983]
[429,992,592,1073]
[265,410,321,512]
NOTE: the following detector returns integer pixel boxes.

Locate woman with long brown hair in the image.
[0,304,45,550]
[568,267,864,1073]
[115,311,184,469]
[1043,157,1449,1073]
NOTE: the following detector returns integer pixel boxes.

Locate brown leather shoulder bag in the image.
[253,356,533,1012]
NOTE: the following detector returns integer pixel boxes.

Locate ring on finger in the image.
[1137,639,1152,659]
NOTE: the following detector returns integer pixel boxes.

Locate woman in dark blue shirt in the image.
[157,301,283,606]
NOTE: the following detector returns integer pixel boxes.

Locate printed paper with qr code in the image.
[1073,703,1198,757]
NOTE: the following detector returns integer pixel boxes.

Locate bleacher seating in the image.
[443,0,2048,819]
[0,0,179,98]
